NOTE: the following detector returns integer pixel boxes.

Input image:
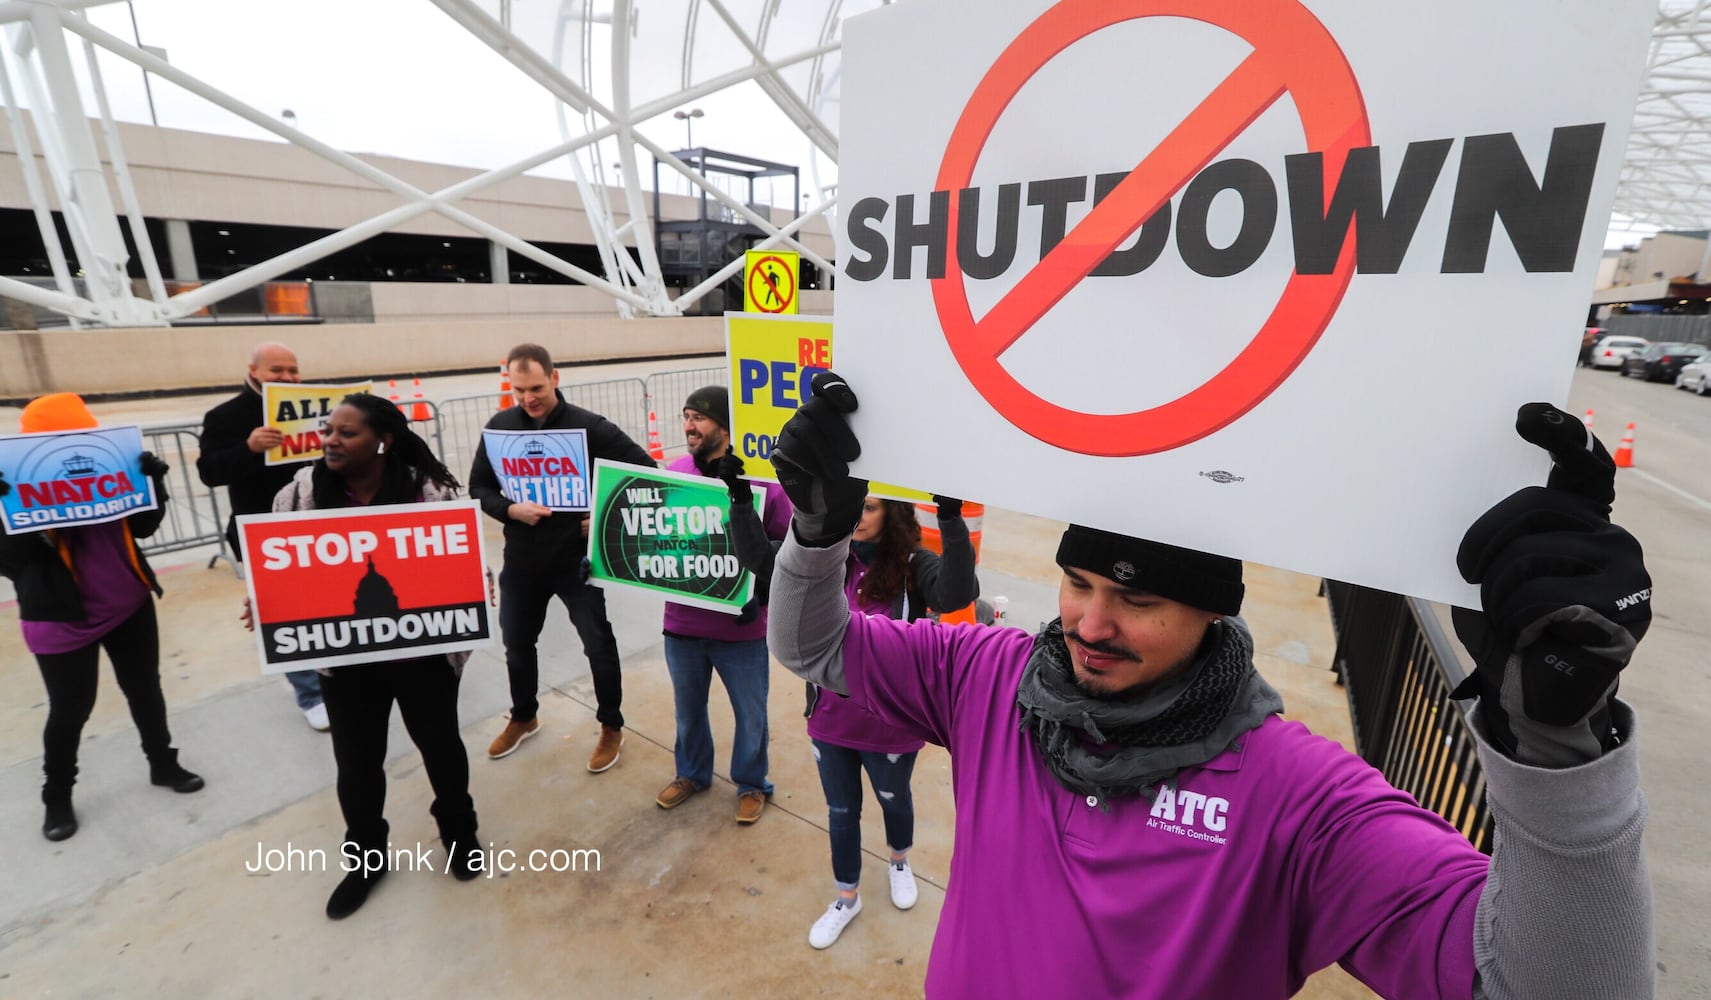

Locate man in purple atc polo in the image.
[767,372,1652,999]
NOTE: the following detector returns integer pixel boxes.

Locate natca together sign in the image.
[236,502,492,672]
[833,0,1657,606]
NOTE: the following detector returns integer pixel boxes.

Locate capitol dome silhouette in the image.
[352,558,401,617]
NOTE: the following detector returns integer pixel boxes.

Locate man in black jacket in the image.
[469,343,656,771]
[196,341,327,731]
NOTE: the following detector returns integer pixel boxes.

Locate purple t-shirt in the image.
[659,453,791,642]
[20,521,151,656]
[839,613,1489,998]
[804,555,928,754]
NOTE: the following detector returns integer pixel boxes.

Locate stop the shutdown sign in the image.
[834,0,1656,606]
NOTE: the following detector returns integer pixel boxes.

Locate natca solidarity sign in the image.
[481,428,591,511]
[833,0,1656,606]
[0,425,158,535]
[587,460,759,614]
[236,501,492,672]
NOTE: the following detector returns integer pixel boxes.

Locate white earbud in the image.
[377,442,387,455]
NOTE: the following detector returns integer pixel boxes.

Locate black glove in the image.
[0,469,9,499]
[734,596,761,626]
[711,453,752,505]
[933,495,963,520]
[1451,402,1651,766]
[578,556,592,587]
[772,371,868,547]
[139,451,169,479]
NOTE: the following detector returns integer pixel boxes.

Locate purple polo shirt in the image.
[659,453,791,642]
[21,522,151,656]
[839,612,1489,998]
[804,555,928,754]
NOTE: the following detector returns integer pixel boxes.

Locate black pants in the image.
[318,657,477,852]
[498,564,623,728]
[34,601,173,798]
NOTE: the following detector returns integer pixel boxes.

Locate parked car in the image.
[1589,335,1650,370]
[1676,358,1711,395]
[1622,341,1708,382]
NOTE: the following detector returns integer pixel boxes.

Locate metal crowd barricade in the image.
[645,366,726,460]
[564,377,650,447]
[1324,581,1495,853]
[427,378,650,479]
[119,365,728,577]
[137,421,234,568]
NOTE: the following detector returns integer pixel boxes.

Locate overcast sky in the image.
[12,0,1661,250]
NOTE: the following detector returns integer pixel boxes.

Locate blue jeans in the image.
[285,669,322,711]
[813,739,917,890]
[662,635,772,795]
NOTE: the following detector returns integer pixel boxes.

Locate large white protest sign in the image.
[833,0,1656,607]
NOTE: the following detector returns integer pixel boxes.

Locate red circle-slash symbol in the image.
[933,0,1370,455]
[748,254,797,313]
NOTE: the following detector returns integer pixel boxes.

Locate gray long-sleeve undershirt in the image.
[767,532,1654,998]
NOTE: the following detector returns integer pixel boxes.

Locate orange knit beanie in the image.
[20,392,98,434]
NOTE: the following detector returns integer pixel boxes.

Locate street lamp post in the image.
[673,108,705,151]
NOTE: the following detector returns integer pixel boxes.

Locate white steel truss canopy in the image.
[1,0,1709,326]
[1613,0,1711,237]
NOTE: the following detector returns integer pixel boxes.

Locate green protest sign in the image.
[588,460,761,613]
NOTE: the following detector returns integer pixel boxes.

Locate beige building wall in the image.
[1607,231,1709,287]
[0,317,725,400]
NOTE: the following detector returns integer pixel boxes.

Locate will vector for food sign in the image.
[236,501,493,673]
[587,460,760,614]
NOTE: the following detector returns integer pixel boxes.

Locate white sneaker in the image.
[304,702,330,732]
[888,859,918,910]
[808,896,862,949]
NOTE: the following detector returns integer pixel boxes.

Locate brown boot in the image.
[587,726,624,773]
[487,716,540,760]
[656,777,700,809]
[736,790,768,825]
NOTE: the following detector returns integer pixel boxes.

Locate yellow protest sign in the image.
[725,314,929,503]
[263,381,374,466]
[742,249,799,314]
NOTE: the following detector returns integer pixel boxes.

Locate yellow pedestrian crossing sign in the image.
[743,249,800,314]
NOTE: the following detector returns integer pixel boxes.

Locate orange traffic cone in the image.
[387,378,402,408]
[409,378,431,422]
[917,502,985,623]
[1613,422,1635,468]
[498,360,514,411]
[1582,408,1594,431]
[646,409,666,461]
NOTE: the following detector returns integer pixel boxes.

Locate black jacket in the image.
[196,382,301,557]
[467,391,655,573]
[0,469,168,622]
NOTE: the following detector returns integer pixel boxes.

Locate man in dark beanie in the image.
[653,385,792,825]
[763,372,1654,998]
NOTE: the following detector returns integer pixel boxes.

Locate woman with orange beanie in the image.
[0,393,204,843]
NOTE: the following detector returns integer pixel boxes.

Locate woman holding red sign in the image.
[792,493,977,949]
[252,392,480,920]
[0,393,205,844]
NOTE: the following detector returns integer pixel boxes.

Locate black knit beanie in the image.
[684,385,730,431]
[1055,525,1244,615]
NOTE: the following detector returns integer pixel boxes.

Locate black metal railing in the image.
[1324,581,1495,853]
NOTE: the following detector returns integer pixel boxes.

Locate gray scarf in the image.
[1015,617,1283,804]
